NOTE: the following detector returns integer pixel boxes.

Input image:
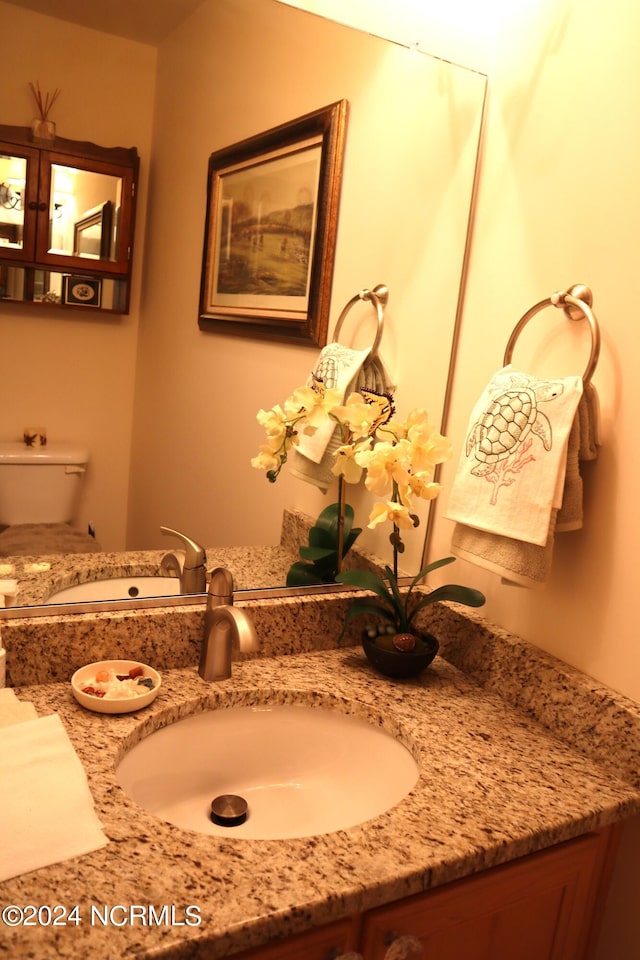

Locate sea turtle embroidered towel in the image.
[445,366,583,546]
[294,342,372,464]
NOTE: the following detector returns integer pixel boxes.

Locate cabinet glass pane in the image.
[0,154,26,251]
[48,164,122,261]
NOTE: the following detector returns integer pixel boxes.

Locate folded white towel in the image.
[294,342,372,464]
[0,713,108,881]
[446,366,583,546]
[0,688,38,728]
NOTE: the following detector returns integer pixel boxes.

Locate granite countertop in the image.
[3,641,640,960]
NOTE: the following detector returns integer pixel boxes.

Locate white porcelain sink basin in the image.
[47,576,183,603]
[116,703,419,839]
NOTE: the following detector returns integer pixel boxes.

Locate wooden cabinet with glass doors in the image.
[0,124,138,313]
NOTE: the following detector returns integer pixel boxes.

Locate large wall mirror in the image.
[0,0,487,616]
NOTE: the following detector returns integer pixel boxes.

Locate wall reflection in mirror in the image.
[0,0,487,612]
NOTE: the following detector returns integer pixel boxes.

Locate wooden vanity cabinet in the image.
[232,917,358,960]
[236,826,617,960]
[360,827,616,960]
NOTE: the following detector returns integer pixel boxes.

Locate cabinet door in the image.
[232,917,358,960]
[37,149,135,276]
[0,142,39,262]
[360,829,614,960]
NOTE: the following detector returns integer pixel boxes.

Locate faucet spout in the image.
[159,526,207,594]
[199,567,259,680]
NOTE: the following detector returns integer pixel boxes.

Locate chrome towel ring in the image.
[332,283,388,357]
[503,283,601,386]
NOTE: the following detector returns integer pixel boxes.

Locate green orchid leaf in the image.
[425,584,486,606]
[337,599,395,643]
[335,568,394,606]
[305,503,360,562]
[409,555,457,588]
[344,599,395,623]
[403,555,458,608]
[383,563,404,610]
[299,545,338,561]
[410,584,486,619]
[294,504,362,584]
[313,502,355,543]
[286,562,332,587]
[343,527,362,556]
[307,526,336,549]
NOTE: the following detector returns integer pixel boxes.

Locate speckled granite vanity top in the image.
[4,625,640,960]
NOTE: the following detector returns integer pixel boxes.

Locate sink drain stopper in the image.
[210,794,248,827]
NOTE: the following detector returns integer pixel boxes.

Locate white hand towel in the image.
[294,342,372,464]
[446,366,583,546]
[0,688,38,728]
[0,713,108,881]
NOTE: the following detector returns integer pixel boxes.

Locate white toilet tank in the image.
[0,443,89,525]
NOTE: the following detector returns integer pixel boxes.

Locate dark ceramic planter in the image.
[361,630,439,679]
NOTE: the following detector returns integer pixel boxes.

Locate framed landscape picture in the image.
[198,100,348,347]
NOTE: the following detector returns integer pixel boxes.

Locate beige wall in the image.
[0,2,156,549]
[423,0,640,954]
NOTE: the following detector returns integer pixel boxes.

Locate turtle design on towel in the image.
[466,374,564,477]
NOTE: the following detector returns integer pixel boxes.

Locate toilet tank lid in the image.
[0,442,90,465]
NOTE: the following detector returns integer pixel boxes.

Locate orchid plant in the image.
[252,382,484,642]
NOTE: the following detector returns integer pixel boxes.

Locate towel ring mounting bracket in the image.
[503,283,600,386]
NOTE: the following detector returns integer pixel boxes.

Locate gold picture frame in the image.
[198,100,348,347]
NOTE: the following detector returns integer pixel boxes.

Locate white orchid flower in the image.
[367,499,414,530]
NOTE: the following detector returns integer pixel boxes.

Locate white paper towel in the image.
[0,687,37,726]
[0,713,108,881]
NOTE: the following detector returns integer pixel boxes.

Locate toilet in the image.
[0,442,89,526]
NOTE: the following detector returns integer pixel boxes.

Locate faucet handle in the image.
[207,567,234,607]
[160,526,206,569]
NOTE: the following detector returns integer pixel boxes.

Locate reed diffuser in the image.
[29,81,61,141]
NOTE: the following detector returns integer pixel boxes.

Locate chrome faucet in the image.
[199,567,259,681]
[159,526,207,594]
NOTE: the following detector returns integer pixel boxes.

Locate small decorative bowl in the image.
[71,659,161,714]
[362,631,439,679]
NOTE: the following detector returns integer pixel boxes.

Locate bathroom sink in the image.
[116,703,419,839]
[47,576,183,603]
